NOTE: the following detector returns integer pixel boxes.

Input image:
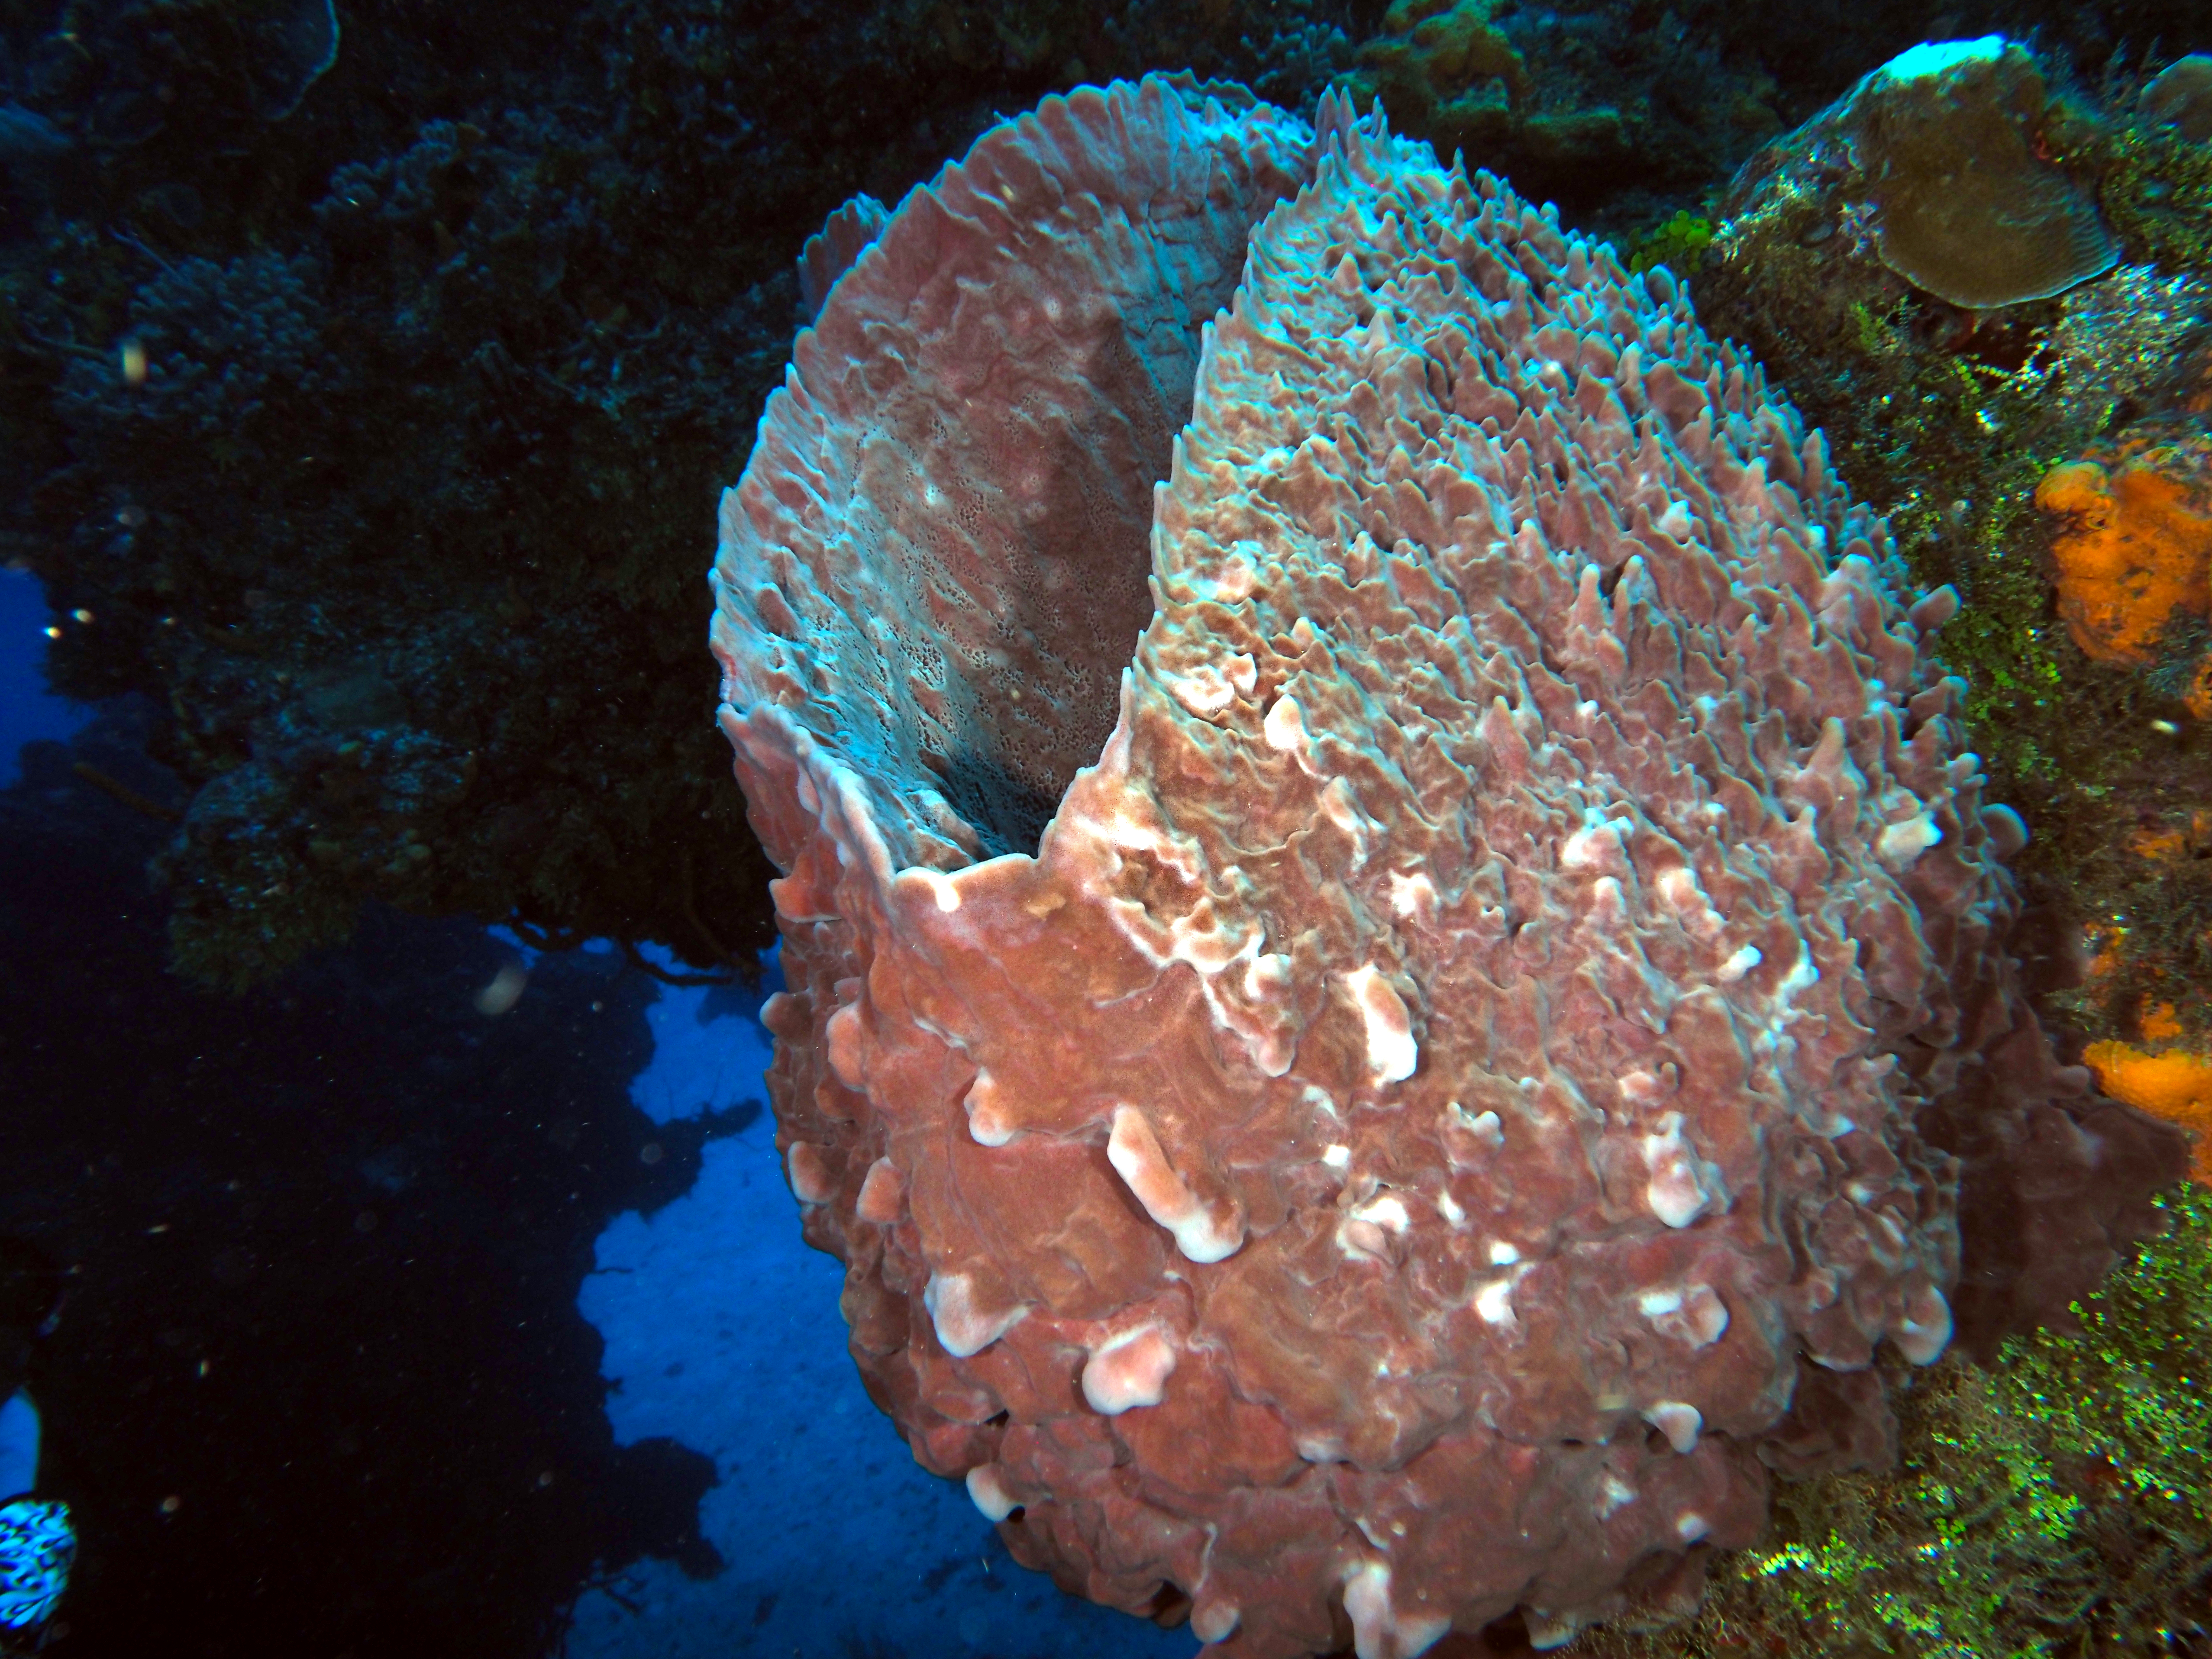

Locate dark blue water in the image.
[0,610,1191,1657]
[0,571,88,786]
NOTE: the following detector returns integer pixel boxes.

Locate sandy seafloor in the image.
[561,965,1197,1659]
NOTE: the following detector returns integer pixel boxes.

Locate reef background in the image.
[3,0,2202,993]
[8,0,2212,1654]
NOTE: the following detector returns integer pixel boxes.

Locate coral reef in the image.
[12,0,2210,993]
[1582,1181,2212,1658]
[710,75,2183,1657]
[1691,35,2212,1046]
[0,0,1371,987]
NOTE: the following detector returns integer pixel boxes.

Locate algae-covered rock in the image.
[1693,35,2212,1053]
[1335,0,1532,163]
[1329,0,1778,219]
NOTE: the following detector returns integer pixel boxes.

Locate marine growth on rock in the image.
[2036,435,2212,712]
[1851,38,2118,310]
[2144,53,2212,143]
[1718,36,2119,313]
[707,75,2185,1658]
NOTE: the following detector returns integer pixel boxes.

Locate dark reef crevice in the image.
[0,703,737,1656]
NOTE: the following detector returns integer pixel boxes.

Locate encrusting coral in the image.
[1706,35,2117,320]
[1846,38,2117,312]
[708,74,2186,1657]
[2144,53,2212,143]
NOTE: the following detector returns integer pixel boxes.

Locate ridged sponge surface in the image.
[709,78,2185,1659]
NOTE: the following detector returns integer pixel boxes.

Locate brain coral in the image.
[708,76,2185,1656]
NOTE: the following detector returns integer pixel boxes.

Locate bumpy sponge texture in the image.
[711,78,2185,1659]
[713,77,1312,860]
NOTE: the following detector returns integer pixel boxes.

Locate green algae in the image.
[1628,210,1716,277]
[1584,1184,2212,1659]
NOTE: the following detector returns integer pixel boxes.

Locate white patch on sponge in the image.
[1640,1111,1726,1227]
[1639,1281,1729,1347]
[785,1141,837,1204]
[1191,1598,1241,1643]
[1594,1472,1636,1520]
[1264,692,1322,776]
[1341,1558,1452,1659]
[1643,1400,1702,1453]
[1472,1265,1529,1327]
[1895,1282,1953,1365]
[1081,1325,1178,1414]
[1875,812,1942,870]
[855,1156,903,1223]
[962,1069,1020,1146]
[923,1271,1028,1358]
[1107,1105,1245,1262]
[965,1463,1019,1522]
[1343,964,1418,1083]
[1169,652,1258,716]
[1388,869,1437,922]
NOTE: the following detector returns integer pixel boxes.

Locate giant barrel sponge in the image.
[707,76,2186,1657]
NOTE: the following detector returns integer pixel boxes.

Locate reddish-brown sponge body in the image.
[708,77,2185,1658]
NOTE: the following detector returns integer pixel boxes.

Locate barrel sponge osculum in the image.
[707,77,2188,1659]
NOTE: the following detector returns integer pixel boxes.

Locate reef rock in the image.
[1715,36,2117,314]
[709,75,2185,1657]
[2144,54,2212,144]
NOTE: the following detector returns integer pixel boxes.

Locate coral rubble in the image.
[710,76,2184,1656]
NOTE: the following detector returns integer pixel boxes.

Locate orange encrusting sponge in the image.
[2085,1007,2212,1185]
[2036,457,2212,688]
